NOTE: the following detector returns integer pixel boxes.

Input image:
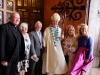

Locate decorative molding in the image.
[51,0,86,20]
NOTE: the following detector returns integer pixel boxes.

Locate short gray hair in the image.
[19,22,28,30]
[35,21,42,27]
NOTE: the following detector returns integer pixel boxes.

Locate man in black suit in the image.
[0,25,2,75]
[29,21,43,75]
[0,12,25,75]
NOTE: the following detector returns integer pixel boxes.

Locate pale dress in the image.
[42,26,68,74]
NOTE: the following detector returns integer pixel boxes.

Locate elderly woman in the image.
[42,13,68,75]
[70,24,93,75]
[62,25,78,75]
[17,22,31,75]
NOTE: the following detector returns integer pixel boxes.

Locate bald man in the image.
[0,12,25,75]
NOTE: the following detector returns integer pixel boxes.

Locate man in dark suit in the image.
[29,21,43,75]
[0,25,2,75]
[0,12,25,75]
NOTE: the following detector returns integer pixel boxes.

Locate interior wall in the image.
[44,0,87,34]
[88,0,100,68]
[87,0,100,75]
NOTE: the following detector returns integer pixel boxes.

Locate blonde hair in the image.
[78,23,89,38]
[51,13,60,21]
[19,22,28,30]
[65,25,75,37]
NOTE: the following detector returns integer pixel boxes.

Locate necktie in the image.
[38,32,41,42]
[38,32,42,48]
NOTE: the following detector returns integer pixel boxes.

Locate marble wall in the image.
[88,0,100,75]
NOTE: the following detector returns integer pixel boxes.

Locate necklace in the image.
[50,26,59,46]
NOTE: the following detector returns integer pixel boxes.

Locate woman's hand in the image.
[61,33,64,39]
[64,46,70,51]
[84,59,89,64]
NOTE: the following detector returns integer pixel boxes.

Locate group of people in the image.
[0,11,93,75]
[0,12,43,75]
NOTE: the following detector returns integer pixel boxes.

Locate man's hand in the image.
[33,54,38,60]
[1,61,8,66]
[31,54,39,62]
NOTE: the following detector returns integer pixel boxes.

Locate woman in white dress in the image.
[17,22,31,75]
[42,13,68,75]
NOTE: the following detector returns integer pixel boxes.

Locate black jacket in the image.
[0,22,25,62]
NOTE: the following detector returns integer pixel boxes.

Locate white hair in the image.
[19,22,28,30]
[51,13,60,21]
[35,21,42,27]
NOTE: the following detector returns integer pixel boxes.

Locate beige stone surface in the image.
[89,68,100,75]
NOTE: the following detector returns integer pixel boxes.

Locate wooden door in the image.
[16,0,44,32]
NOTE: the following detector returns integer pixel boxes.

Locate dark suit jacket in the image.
[29,30,43,57]
[0,22,25,62]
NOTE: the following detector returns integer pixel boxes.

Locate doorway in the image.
[16,0,44,32]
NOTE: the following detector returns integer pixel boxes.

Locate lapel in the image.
[40,32,43,43]
[8,24,17,40]
[34,30,41,45]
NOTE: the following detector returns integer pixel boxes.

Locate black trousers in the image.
[1,56,19,75]
[30,55,42,75]
[0,65,1,75]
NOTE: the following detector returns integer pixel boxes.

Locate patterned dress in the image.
[17,33,31,72]
[63,36,78,75]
